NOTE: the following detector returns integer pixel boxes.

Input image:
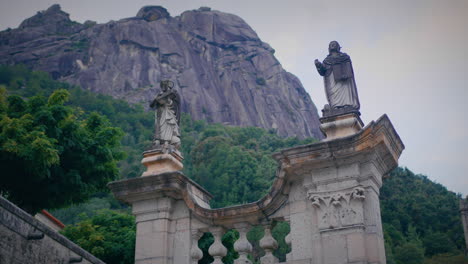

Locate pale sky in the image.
[1,0,467,196]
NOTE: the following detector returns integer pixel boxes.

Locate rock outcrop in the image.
[0,5,322,139]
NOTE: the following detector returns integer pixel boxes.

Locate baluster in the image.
[259,224,278,264]
[284,232,292,261]
[284,216,292,261]
[209,226,227,264]
[190,230,203,264]
[233,223,253,264]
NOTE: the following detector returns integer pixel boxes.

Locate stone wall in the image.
[34,210,65,232]
[461,198,468,253]
[0,196,104,264]
[109,114,405,264]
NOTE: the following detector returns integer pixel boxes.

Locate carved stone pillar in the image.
[190,230,203,264]
[460,198,468,254]
[131,196,174,264]
[109,114,403,264]
[233,223,253,264]
[209,226,227,264]
[259,224,278,264]
[273,114,404,264]
[108,171,213,264]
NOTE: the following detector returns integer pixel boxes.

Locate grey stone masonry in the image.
[460,198,468,253]
[109,114,404,264]
[0,196,105,264]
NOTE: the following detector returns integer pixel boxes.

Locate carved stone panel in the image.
[307,187,365,230]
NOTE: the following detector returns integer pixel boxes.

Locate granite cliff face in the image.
[0,5,322,139]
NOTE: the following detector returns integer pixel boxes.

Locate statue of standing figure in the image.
[315,41,360,116]
[150,80,181,149]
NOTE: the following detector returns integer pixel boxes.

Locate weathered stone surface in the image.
[109,114,404,263]
[0,196,104,264]
[141,148,183,176]
[319,112,363,141]
[136,6,170,21]
[141,153,183,175]
[0,4,323,139]
[460,198,468,251]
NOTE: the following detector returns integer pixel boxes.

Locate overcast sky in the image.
[1,0,467,196]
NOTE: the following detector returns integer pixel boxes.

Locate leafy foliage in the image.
[381,167,465,263]
[0,64,153,180]
[61,209,135,264]
[180,116,316,208]
[0,87,123,213]
[50,192,128,225]
[394,241,425,264]
[1,65,466,263]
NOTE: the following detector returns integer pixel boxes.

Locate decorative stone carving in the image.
[314,40,364,140]
[315,40,360,118]
[234,223,253,264]
[307,187,366,230]
[209,226,227,264]
[150,80,181,149]
[259,225,279,264]
[190,230,203,264]
[140,80,184,177]
[460,198,468,252]
[109,114,404,264]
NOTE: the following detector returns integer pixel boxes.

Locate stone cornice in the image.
[109,168,290,227]
[272,114,404,175]
[109,114,404,228]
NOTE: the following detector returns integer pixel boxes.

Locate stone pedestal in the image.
[109,114,404,264]
[108,144,189,263]
[141,145,183,176]
[320,112,363,141]
[273,114,404,264]
[460,198,468,253]
[108,172,213,264]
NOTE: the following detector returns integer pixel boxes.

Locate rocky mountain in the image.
[0,4,322,139]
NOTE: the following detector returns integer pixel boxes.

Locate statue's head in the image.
[328,41,341,53]
[160,80,174,92]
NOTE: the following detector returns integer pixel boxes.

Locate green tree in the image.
[423,232,457,257]
[0,88,124,213]
[50,192,127,225]
[381,167,465,260]
[0,65,153,181]
[61,209,135,264]
[424,253,468,264]
[394,241,425,264]
[3,66,465,262]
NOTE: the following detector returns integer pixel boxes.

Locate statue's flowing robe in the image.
[158,100,180,143]
[153,90,180,145]
[321,53,360,110]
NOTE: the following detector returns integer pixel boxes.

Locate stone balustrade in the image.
[460,198,468,254]
[109,114,404,264]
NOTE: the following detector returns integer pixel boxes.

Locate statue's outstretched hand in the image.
[150,98,157,108]
[314,59,321,67]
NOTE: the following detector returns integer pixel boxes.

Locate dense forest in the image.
[0,65,466,264]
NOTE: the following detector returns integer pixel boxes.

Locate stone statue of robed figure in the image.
[150,80,181,149]
[315,41,360,117]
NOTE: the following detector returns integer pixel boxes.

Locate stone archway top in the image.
[108,114,404,227]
